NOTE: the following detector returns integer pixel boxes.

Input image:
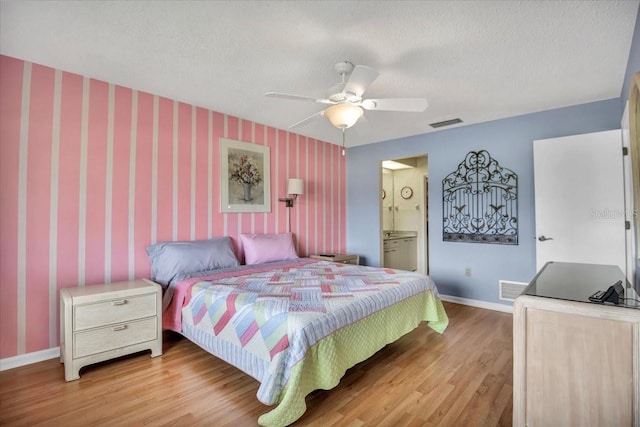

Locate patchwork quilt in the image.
[165,259,448,426]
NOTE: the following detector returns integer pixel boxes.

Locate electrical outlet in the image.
[464,267,472,277]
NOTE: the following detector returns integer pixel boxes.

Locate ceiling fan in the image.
[265,61,428,131]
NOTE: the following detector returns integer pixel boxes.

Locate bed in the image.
[149,234,448,427]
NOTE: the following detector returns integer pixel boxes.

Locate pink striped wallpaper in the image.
[0,55,346,359]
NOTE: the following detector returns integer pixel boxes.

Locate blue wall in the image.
[346,98,622,306]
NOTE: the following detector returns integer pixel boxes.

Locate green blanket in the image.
[258,290,448,426]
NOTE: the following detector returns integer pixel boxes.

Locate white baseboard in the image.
[0,347,60,371]
[439,294,513,314]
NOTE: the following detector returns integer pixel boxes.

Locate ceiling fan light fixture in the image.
[324,103,363,129]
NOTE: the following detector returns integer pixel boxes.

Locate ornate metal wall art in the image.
[442,150,518,244]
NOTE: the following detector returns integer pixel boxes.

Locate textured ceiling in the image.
[1,1,638,148]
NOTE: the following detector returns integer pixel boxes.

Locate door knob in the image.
[537,235,553,242]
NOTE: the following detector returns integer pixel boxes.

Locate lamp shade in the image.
[287,178,304,196]
[324,103,363,129]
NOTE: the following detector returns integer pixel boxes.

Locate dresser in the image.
[513,262,640,426]
[60,279,163,381]
[310,253,360,265]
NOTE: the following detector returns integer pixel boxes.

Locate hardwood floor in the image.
[0,302,513,426]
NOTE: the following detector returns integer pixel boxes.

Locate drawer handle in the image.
[111,299,127,306]
[111,325,127,332]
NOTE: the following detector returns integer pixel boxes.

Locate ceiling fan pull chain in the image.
[342,128,346,156]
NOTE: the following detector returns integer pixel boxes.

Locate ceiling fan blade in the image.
[265,92,333,104]
[342,65,379,97]
[289,110,325,129]
[361,98,428,112]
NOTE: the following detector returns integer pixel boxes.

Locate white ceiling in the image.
[1,1,638,148]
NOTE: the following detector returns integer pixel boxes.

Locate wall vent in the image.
[429,118,463,128]
[499,280,528,301]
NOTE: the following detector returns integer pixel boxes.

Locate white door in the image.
[534,130,626,273]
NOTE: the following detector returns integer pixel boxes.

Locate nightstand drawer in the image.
[74,294,157,330]
[74,317,158,358]
[310,253,359,265]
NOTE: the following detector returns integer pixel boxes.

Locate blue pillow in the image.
[146,237,239,286]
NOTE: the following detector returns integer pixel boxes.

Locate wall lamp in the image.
[279,178,304,208]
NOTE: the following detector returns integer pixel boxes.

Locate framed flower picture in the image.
[220,138,271,213]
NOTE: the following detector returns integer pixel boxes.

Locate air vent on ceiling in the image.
[429,118,463,128]
[499,280,528,301]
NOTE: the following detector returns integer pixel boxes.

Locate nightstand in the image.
[60,279,163,381]
[310,253,360,265]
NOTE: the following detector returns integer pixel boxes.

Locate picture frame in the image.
[220,138,271,213]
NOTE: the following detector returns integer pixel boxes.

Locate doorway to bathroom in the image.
[380,155,429,274]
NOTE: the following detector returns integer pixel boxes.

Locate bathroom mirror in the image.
[382,169,394,230]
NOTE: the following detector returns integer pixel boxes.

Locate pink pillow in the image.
[240,233,298,265]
